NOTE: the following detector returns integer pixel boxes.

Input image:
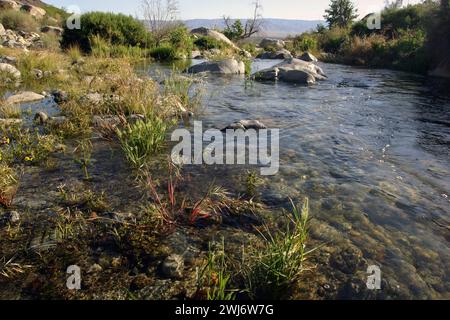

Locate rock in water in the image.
[299,52,318,63]
[253,58,327,85]
[222,119,267,131]
[5,91,45,104]
[161,254,184,279]
[257,49,292,60]
[187,59,245,75]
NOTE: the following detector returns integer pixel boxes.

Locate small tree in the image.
[223,0,263,40]
[141,0,179,44]
[324,0,358,29]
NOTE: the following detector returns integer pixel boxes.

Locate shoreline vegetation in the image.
[0,0,448,300]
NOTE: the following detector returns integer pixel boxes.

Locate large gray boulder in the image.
[0,62,21,80]
[257,49,292,60]
[260,38,285,49]
[253,58,326,85]
[5,91,45,104]
[187,59,245,75]
[190,27,239,50]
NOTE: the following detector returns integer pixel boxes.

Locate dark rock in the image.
[160,254,184,279]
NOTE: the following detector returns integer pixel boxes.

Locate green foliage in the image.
[168,26,194,58]
[198,240,236,300]
[117,117,171,169]
[324,0,358,29]
[223,20,244,41]
[61,12,152,52]
[194,36,228,50]
[246,199,315,299]
[318,27,349,53]
[90,34,149,59]
[292,34,318,52]
[149,45,177,61]
[0,9,39,32]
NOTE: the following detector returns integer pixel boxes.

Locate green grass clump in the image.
[150,46,177,61]
[117,117,170,169]
[246,198,314,299]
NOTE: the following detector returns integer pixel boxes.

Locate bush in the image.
[318,27,349,53]
[150,45,177,61]
[0,9,39,32]
[60,12,152,52]
[90,34,148,59]
[194,36,227,50]
[168,26,193,58]
[292,34,318,52]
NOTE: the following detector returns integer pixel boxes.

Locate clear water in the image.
[146,59,450,299]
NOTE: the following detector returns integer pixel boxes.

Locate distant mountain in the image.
[184,18,324,38]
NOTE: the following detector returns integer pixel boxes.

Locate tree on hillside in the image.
[323,0,358,29]
[223,0,263,40]
[141,0,180,44]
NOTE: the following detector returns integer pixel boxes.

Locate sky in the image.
[45,0,420,20]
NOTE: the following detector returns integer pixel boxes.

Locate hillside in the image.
[185,18,324,38]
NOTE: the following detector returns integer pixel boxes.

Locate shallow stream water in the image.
[145,59,450,299]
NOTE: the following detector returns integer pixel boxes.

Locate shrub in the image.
[292,34,318,52]
[168,26,193,58]
[149,45,177,61]
[318,27,349,53]
[60,12,152,52]
[0,9,39,32]
[194,36,227,50]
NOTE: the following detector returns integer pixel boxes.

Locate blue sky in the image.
[45,0,419,20]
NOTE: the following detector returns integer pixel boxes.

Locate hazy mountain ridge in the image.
[184,18,324,38]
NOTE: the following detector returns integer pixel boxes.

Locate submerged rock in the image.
[6,91,45,104]
[186,58,245,75]
[253,58,327,85]
[160,254,184,279]
[222,119,267,131]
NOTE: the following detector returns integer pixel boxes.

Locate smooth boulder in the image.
[260,38,285,49]
[257,49,292,60]
[187,59,245,75]
[6,91,45,104]
[253,58,326,85]
[190,27,239,50]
